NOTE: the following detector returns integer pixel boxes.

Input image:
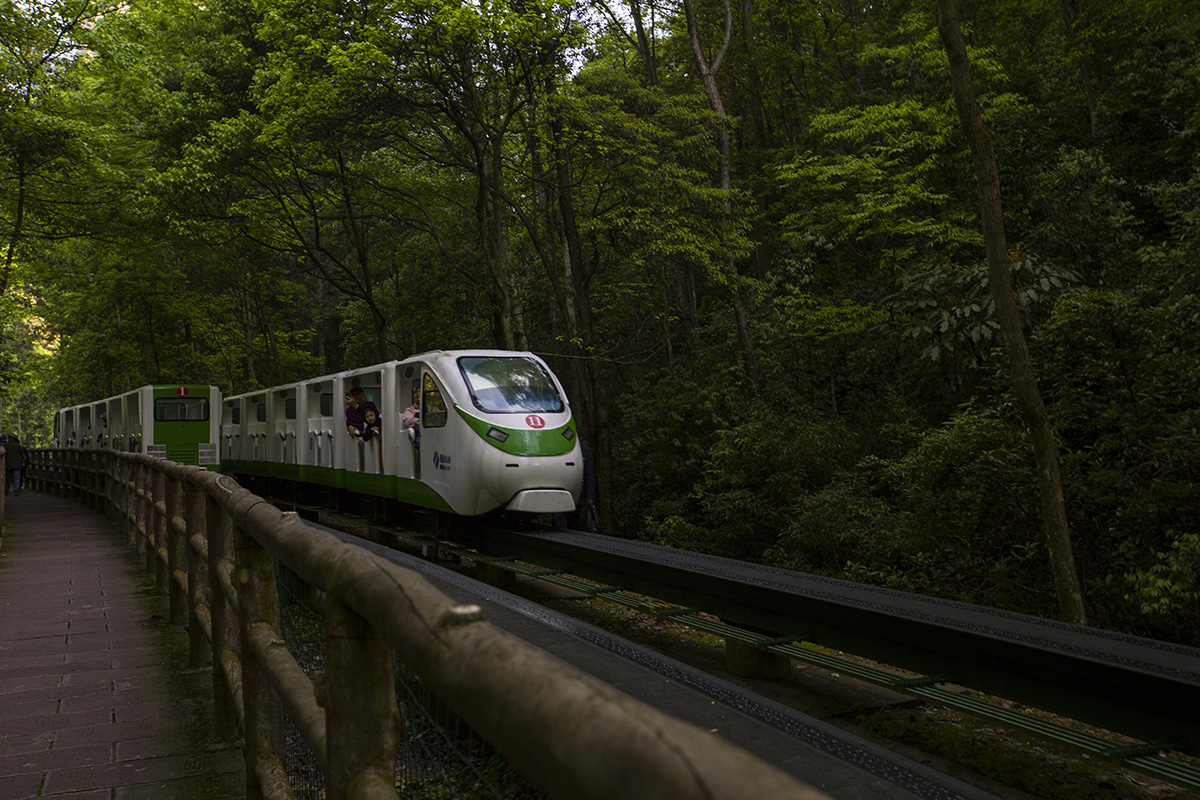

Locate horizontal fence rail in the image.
[27,449,831,800]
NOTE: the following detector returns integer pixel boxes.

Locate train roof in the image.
[220,350,550,402]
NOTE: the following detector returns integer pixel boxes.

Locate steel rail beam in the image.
[460,526,1200,756]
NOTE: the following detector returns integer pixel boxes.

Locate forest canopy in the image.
[2,0,1199,643]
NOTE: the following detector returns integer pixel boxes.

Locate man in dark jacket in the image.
[5,434,28,496]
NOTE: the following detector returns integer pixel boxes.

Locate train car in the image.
[55,385,221,467]
[219,350,582,516]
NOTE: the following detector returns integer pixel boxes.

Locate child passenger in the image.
[361,407,382,442]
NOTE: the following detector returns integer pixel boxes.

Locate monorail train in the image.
[219,350,583,516]
[56,385,221,467]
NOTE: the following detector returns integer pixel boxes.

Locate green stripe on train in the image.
[221,460,454,513]
[455,406,577,456]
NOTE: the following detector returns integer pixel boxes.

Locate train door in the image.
[79,407,94,447]
[127,390,145,452]
[393,366,421,480]
[58,408,76,447]
[222,401,241,461]
[307,382,335,471]
[249,394,267,461]
[360,375,383,475]
[342,372,382,474]
[417,371,452,501]
[272,387,298,465]
[105,397,122,451]
[93,402,111,449]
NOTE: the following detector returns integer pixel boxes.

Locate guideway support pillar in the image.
[726,639,792,680]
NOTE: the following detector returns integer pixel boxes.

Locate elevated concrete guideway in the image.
[0,491,245,800]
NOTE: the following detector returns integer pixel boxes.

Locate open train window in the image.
[232,407,241,424]
[256,403,266,422]
[320,393,333,416]
[285,398,297,420]
[422,373,448,429]
[154,397,209,422]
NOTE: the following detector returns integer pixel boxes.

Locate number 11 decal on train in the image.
[220,350,584,516]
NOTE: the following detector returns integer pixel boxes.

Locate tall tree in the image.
[0,0,123,294]
[935,0,1086,624]
[681,0,758,386]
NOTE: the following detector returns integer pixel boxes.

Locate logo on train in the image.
[526,414,545,429]
[432,451,452,471]
[176,386,189,396]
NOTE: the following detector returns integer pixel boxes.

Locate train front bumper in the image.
[505,489,577,513]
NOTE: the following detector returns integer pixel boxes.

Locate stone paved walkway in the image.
[0,491,245,799]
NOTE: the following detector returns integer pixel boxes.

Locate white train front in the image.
[219,350,583,516]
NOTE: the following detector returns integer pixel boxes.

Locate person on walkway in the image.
[4,434,27,496]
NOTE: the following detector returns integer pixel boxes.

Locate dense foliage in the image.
[2,0,1198,642]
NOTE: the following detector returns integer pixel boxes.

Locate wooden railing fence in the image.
[27,449,829,800]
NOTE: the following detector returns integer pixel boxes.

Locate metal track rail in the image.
[451,525,1200,791]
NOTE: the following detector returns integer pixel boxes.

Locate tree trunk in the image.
[629,0,659,86]
[479,144,518,350]
[741,0,771,281]
[936,0,1087,624]
[2,160,27,296]
[1059,0,1099,136]
[682,0,759,387]
[549,109,616,535]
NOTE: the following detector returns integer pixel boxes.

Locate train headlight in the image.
[486,427,509,443]
[562,428,575,441]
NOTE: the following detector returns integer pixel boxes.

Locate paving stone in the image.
[0,491,245,800]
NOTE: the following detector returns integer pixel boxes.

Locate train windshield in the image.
[459,356,565,414]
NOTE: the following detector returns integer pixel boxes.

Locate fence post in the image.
[166,471,187,626]
[235,524,288,800]
[152,468,169,592]
[84,451,93,507]
[187,480,212,668]
[143,463,157,574]
[132,460,147,559]
[83,451,92,506]
[324,597,402,800]
[115,455,130,537]
[103,453,118,523]
[93,452,105,513]
[208,494,241,741]
[67,450,78,502]
[126,459,141,548]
